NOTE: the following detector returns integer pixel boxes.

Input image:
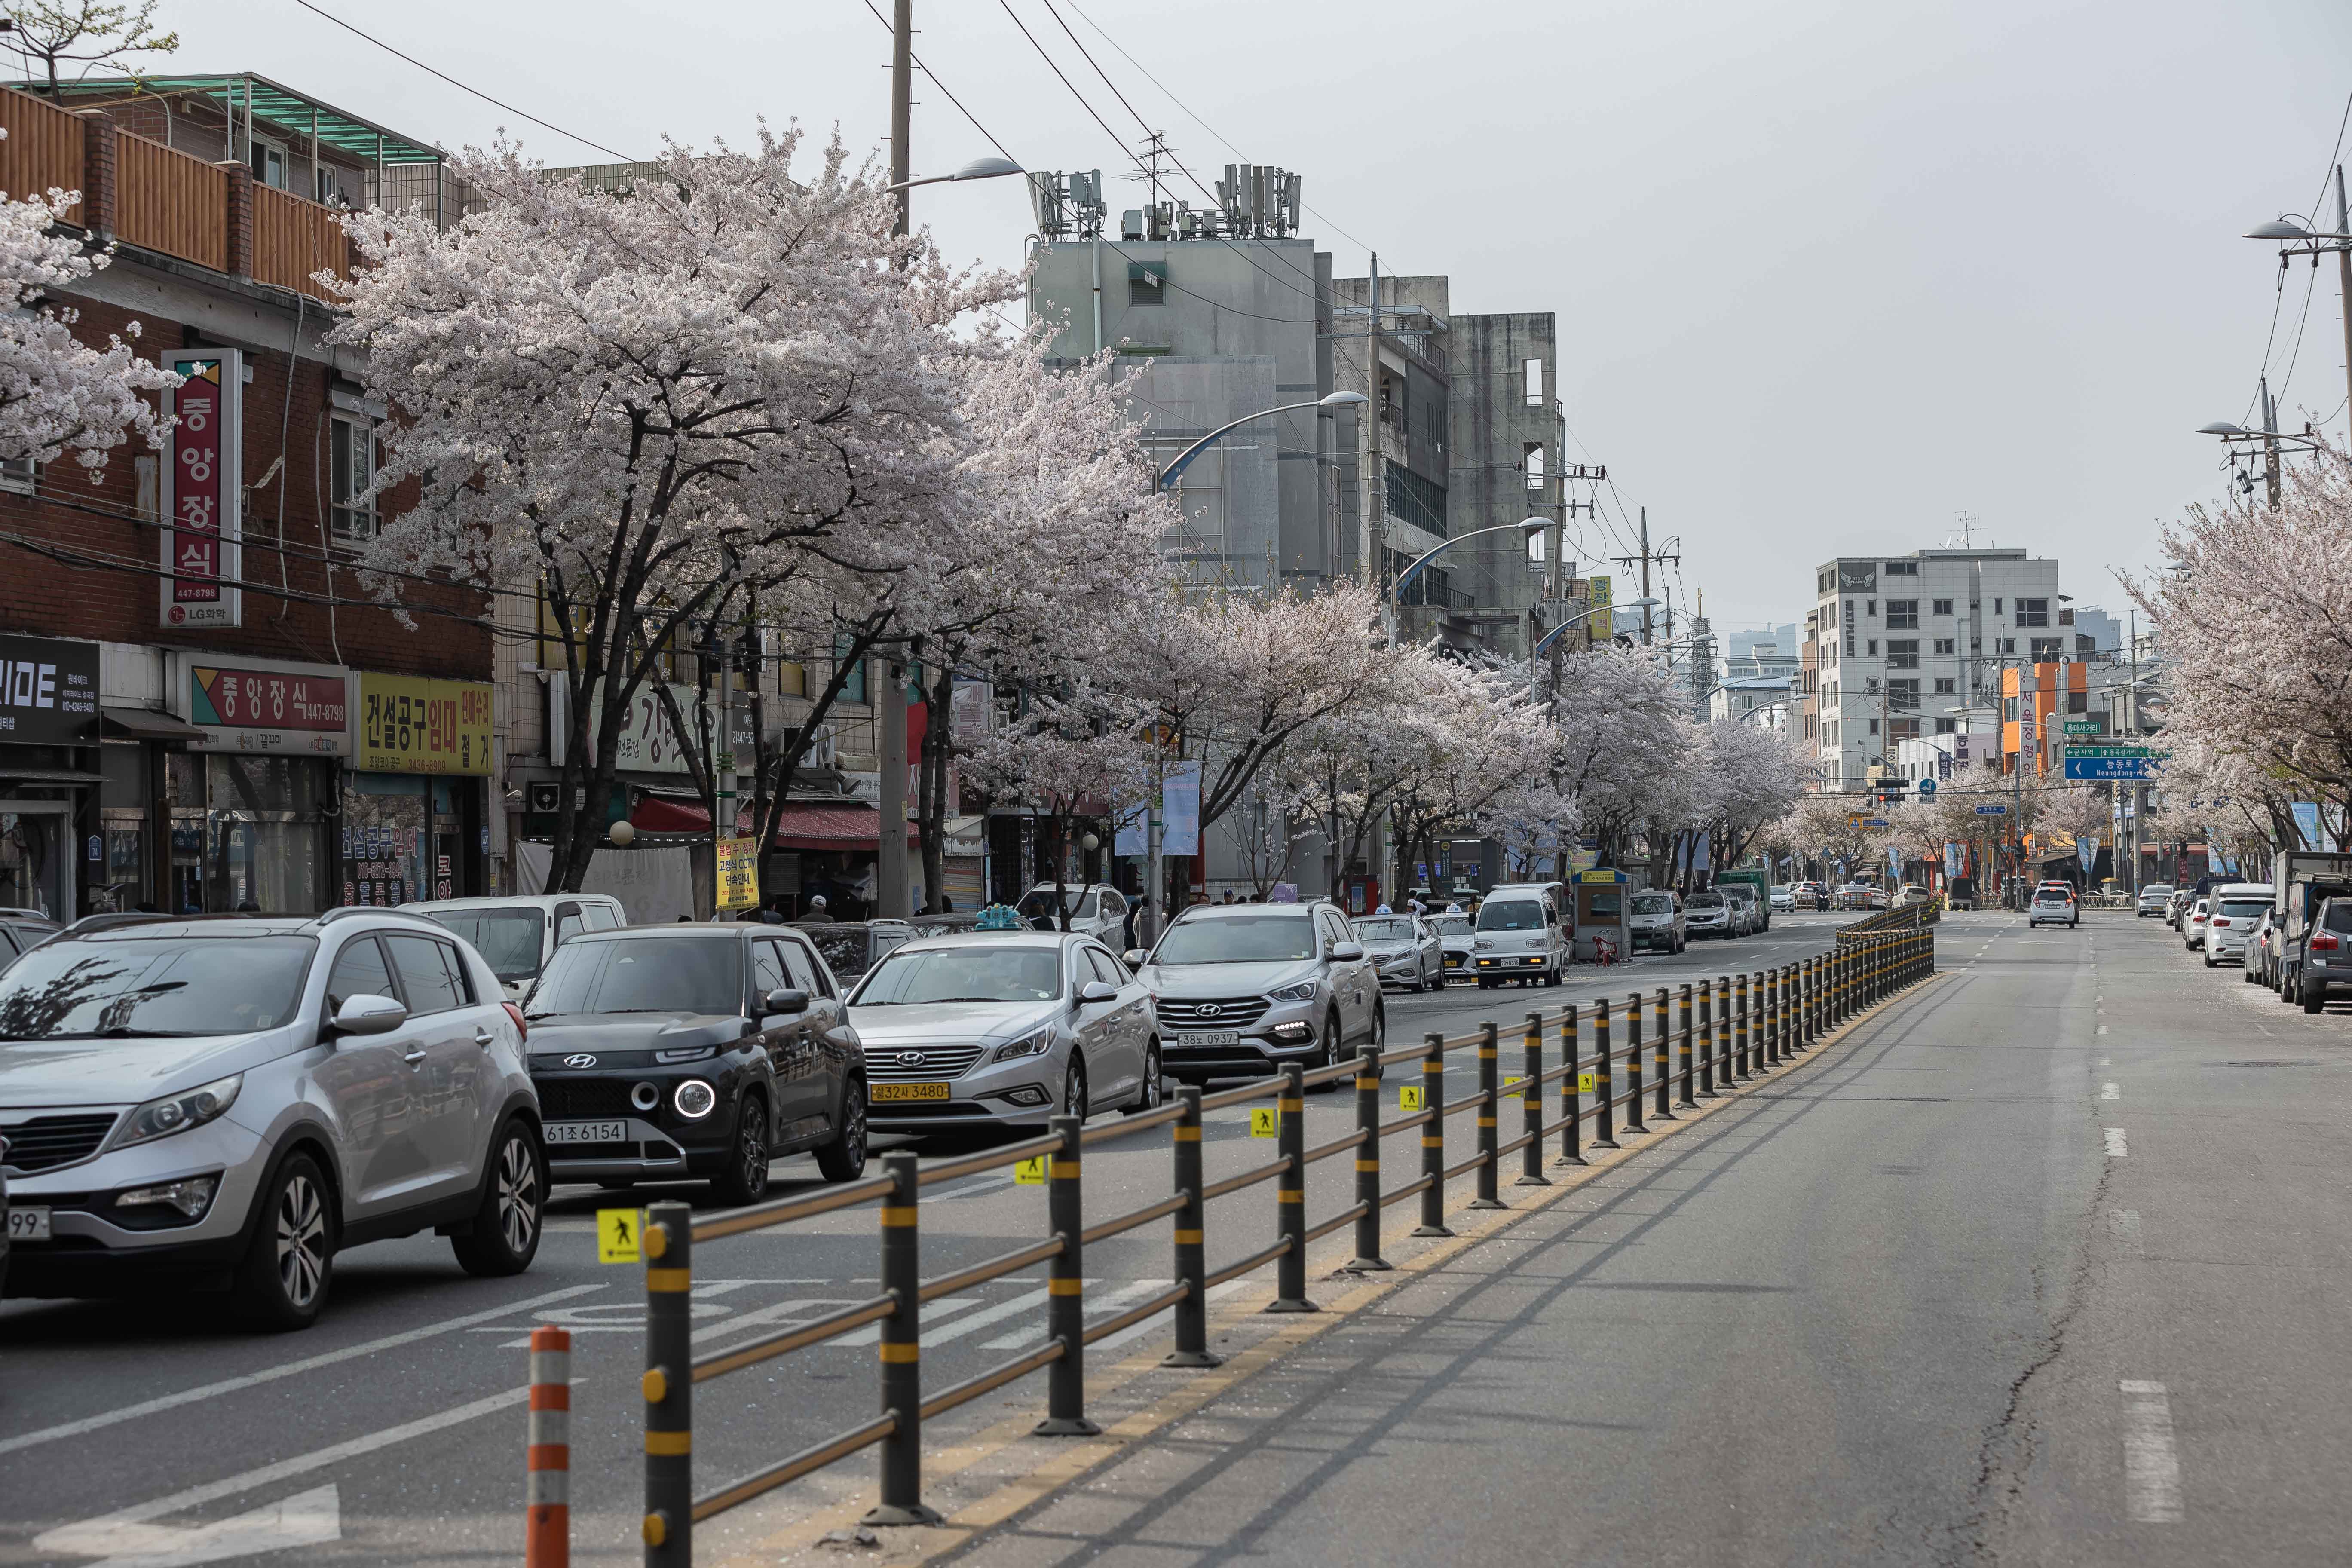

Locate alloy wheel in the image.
[1063,1055,1089,1121]
[495,1133,541,1255]
[738,1100,770,1197]
[275,1171,328,1310]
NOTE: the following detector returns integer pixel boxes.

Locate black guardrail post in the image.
[1348,1047,1390,1271]
[1518,1013,1550,1187]
[1622,991,1649,1136]
[1165,1087,1219,1366]
[1555,1006,1586,1167]
[1652,988,1675,1121]
[1678,983,1697,1108]
[1471,1021,1505,1209]
[864,1153,941,1526]
[1591,999,1619,1150]
[1269,1064,1317,1312]
[1764,967,1781,1068]
[1414,1033,1452,1236]
[1036,1114,1099,1433]
[643,1201,692,1567]
[1698,977,1716,1097]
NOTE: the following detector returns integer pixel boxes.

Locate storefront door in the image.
[0,802,74,919]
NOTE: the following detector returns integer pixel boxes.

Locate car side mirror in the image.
[1078,980,1119,1004]
[1123,949,1149,971]
[763,987,809,1017]
[331,993,407,1036]
[1331,941,1365,962]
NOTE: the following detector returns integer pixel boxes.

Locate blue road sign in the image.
[1917,778,1937,796]
[1975,804,2008,815]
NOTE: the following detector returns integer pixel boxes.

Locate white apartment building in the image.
[1802,548,2071,793]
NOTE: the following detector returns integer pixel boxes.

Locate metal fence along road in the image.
[619,928,1938,1563]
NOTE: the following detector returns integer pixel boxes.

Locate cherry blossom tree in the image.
[328,127,1012,890]
[958,678,1154,927]
[0,157,176,479]
[1537,643,1694,868]
[1694,719,1811,878]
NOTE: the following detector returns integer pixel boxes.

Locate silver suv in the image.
[1129,902,1381,1086]
[0,911,543,1330]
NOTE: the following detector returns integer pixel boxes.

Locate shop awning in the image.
[629,795,919,851]
[102,706,207,744]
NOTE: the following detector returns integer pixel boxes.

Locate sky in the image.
[121,0,2352,634]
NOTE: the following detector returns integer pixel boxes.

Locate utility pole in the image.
[1612,511,1678,649]
[877,0,913,919]
[1360,254,1381,594]
[2337,166,2352,437]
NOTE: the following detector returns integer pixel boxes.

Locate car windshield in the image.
[1476,900,1546,931]
[1721,885,1756,902]
[527,937,742,1017]
[1016,888,1092,921]
[1632,894,1674,914]
[1688,892,1725,908]
[1430,916,1473,937]
[802,925,873,977]
[1354,917,1414,941]
[1154,914,1318,965]
[0,935,314,1039]
[2218,900,2268,919]
[421,907,543,983]
[850,945,1061,1004]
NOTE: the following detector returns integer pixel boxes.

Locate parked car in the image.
[848,931,1159,1127]
[2028,885,2078,928]
[796,918,919,987]
[1769,885,1795,914]
[2200,883,2273,969]
[1897,884,1934,907]
[1686,888,1733,939]
[2244,906,2278,985]
[2184,897,2211,950]
[1130,901,1381,1084]
[522,923,866,1206]
[1472,886,1571,986]
[1629,890,1687,953]
[406,893,627,1001]
[1834,882,1874,911]
[0,910,543,1329]
[1719,883,1762,935]
[1014,883,1130,945]
[1428,911,1476,981]
[2136,882,2174,918]
[2298,896,2352,1011]
[1351,913,1444,993]
[2165,889,2194,929]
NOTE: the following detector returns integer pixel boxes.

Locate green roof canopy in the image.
[18,72,442,165]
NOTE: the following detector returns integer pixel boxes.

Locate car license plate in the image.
[873,1082,950,1103]
[545,1120,628,1145]
[1174,1032,1240,1048]
[7,1206,50,1242]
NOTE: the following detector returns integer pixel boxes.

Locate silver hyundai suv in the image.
[1128,902,1382,1087]
[0,910,544,1330]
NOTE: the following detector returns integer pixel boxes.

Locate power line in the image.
[858,0,1018,163]
[288,0,636,163]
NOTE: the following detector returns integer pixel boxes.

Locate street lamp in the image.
[1157,390,1367,491]
[2246,172,2352,430]
[1375,516,1551,648]
[1530,596,1661,659]
[884,156,1024,193]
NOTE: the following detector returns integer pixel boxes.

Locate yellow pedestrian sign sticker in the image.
[1015,1155,1049,1185]
[1504,1075,1525,1098]
[1250,1107,1279,1138]
[598,1209,642,1264]
[1399,1085,1423,1112]
[1577,1071,1596,1094]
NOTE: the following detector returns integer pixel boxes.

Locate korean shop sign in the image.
[0,634,98,746]
[353,673,493,775]
[160,349,242,629]
[177,655,349,756]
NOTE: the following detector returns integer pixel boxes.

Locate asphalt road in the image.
[0,912,1856,1568]
[944,908,2352,1567]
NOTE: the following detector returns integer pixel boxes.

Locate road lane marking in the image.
[2098,1025,2109,1035]
[2104,1128,2129,1157]
[2107,1208,2143,1256]
[33,1383,539,1559]
[838,1292,1008,1347]
[975,1279,1173,1351]
[2120,1380,2184,1522]
[54,1483,340,1568]
[2102,1083,2120,1100]
[0,1282,605,1459]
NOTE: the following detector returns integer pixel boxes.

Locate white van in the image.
[1471,887,1571,988]
[403,892,628,1000]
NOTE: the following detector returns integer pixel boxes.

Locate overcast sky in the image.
[169,0,2352,633]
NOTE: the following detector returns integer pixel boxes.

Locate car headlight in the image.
[673,1079,718,1120]
[106,1074,242,1152]
[115,1173,219,1219]
[1473,937,1493,952]
[656,1044,718,1064]
[990,1027,1055,1064]
[1265,981,1317,1004]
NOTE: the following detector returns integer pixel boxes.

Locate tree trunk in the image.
[917,664,954,911]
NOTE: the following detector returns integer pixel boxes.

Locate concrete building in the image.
[1805,547,2066,792]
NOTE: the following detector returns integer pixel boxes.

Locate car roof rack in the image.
[316,906,450,928]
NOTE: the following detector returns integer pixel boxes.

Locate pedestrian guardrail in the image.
[1837,903,1938,940]
[615,926,1936,1563]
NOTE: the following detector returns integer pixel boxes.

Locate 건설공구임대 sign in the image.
[353,674,493,775]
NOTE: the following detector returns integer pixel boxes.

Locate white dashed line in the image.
[2104,1127,2129,1157]
[2101,1082,2120,1100]
[2120,1380,2184,1522]
[2107,1207,2143,1256]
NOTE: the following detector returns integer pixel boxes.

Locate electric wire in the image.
[858,0,1019,163]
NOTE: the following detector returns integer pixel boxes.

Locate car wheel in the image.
[452,1120,546,1278]
[1062,1054,1090,1121]
[232,1152,333,1332]
[815,1077,868,1181]
[710,1094,772,1208]
[1123,1042,1165,1114]
[2203,946,2217,968]
[2306,980,2329,1014]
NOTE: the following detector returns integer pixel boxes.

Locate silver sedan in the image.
[1352,914,1443,993]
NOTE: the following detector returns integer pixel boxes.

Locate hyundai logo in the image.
[1197,1002,1222,1019]
[898,1050,927,1067]
[563,1054,598,1069]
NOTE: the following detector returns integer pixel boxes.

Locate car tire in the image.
[452,1120,546,1278]
[1123,1043,1165,1114]
[231,1151,334,1332]
[2203,946,2217,968]
[710,1094,772,1208]
[814,1077,869,1181]
[2306,980,2329,1014]
[1062,1054,1090,1121]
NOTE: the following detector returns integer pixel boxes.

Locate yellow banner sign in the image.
[354,673,492,775]
[715,835,760,910]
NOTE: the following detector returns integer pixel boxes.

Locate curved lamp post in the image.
[1158,390,1367,491]
[884,156,1024,193]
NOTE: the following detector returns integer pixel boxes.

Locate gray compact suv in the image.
[1129,901,1382,1086]
[0,910,544,1330]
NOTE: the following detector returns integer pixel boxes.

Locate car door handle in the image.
[403,1049,428,1066]
[474,1026,495,1047]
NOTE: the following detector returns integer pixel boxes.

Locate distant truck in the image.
[1713,868,1771,932]
[2273,852,2352,1004]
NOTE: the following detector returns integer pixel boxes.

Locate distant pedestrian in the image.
[800,894,833,923]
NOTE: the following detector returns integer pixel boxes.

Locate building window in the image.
[2067,689,2088,714]
[1524,358,1544,406]
[1992,597,2003,614]
[1866,639,1877,656]
[329,416,377,542]
[250,140,289,190]
[1935,718,1956,734]
[1934,677,1956,695]
[1523,442,1544,492]
[0,455,34,495]
[1887,639,1918,669]
[2000,637,2017,654]
[1889,718,1920,741]
[2016,597,2049,627]
[1126,260,1166,306]
[2030,637,2061,662]
[2003,696,2019,720]
[1887,599,1919,629]
[1932,597,1953,616]
[1887,679,1919,713]
[1384,459,1448,537]
[1885,560,1919,576]
[1865,600,1876,617]
[1934,638,1955,655]
[1868,717,1880,735]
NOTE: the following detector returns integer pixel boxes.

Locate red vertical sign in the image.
[161,349,242,628]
